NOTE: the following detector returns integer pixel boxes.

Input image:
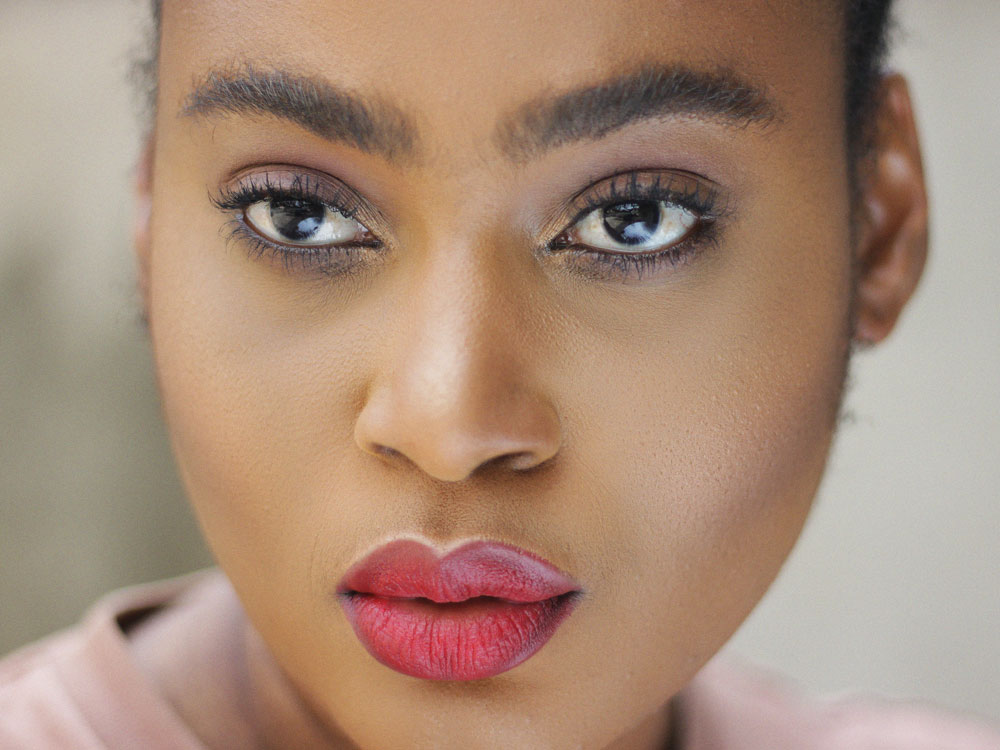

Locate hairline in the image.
[135,1,891,194]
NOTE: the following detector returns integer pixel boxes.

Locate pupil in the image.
[602,201,660,245]
[269,200,325,241]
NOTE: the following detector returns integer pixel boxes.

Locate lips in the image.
[336,539,582,681]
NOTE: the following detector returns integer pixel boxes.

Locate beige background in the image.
[1,0,997,725]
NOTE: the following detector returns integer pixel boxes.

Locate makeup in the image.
[336,539,582,681]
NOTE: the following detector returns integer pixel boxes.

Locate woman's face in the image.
[146,1,860,746]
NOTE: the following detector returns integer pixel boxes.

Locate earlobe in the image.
[133,134,155,324]
[852,73,929,347]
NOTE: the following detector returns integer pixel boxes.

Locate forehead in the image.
[161,0,845,154]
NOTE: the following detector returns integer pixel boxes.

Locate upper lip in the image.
[336,538,581,603]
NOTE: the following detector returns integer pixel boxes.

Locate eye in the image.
[244,198,367,246]
[570,200,698,253]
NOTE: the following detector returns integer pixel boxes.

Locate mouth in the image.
[335,539,582,681]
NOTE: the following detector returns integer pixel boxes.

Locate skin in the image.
[130,1,928,748]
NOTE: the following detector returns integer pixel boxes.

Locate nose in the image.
[353,248,562,483]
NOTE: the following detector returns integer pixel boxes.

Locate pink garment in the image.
[1,570,998,749]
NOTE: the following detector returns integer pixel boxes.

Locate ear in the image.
[852,73,929,346]
[133,133,155,324]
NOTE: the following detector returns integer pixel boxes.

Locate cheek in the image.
[145,180,373,591]
[552,192,853,701]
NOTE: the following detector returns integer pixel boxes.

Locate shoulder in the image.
[0,626,104,748]
[679,654,1000,750]
[0,571,218,750]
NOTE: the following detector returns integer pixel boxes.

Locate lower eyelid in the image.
[221,216,377,278]
[555,221,720,283]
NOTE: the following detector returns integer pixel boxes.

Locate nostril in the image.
[373,444,402,459]
[504,451,537,471]
[490,450,546,473]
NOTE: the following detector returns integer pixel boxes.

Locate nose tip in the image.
[352,235,563,483]
[355,384,561,483]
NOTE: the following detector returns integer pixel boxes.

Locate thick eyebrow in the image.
[181,65,418,163]
[494,64,781,162]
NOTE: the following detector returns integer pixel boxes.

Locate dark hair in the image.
[134,0,893,166]
[845,0,896,165]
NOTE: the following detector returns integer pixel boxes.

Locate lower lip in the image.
[338,591,579,681]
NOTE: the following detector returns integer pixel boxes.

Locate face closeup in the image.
[138,1,926,747]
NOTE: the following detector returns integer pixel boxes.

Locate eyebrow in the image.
[181,65,418,163]
[181,63,779,167]
[494,64,781,162]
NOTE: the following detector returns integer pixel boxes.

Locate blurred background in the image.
[1,0,997,725]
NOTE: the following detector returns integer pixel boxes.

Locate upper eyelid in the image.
[213,168,385,229]
[220,172,352,207]
[573,170,719,206]
[561,171,726,230]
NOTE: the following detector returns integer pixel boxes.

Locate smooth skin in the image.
[130,1,927,748]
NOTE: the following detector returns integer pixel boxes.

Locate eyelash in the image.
[211,172,380,276]
[549,171,721,280]
[211,170,722,280]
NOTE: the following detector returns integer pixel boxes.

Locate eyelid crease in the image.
[559,169,730,233]
[210,167,387,236]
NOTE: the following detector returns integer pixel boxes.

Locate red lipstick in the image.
[336,539,581,681]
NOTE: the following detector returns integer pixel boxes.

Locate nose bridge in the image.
[354,233,561,482]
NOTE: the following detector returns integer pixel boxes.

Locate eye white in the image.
[245,200,364,246]
[573,202,698,252]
